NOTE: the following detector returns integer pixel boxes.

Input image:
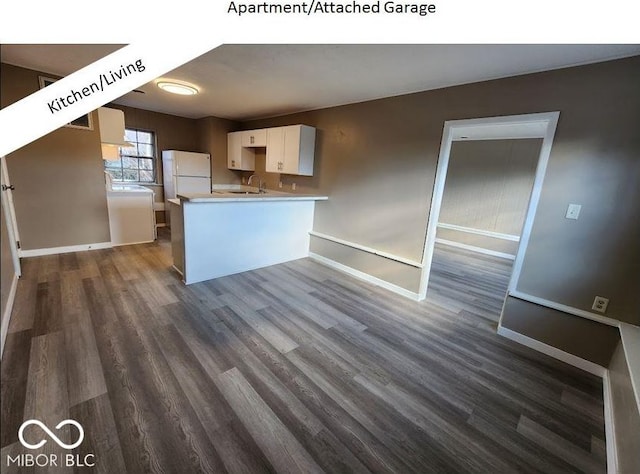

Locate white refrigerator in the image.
[162,150,211,225]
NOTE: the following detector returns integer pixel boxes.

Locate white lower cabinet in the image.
[266,125,316,176]
[107,188,156,246]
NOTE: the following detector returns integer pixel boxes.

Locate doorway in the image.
[1,155,21,357]
[418,112,560,304]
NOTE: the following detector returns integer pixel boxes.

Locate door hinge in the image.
[16,240,20,249]
[2,184,15,191]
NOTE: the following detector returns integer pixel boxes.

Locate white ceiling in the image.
[2,44,639,121]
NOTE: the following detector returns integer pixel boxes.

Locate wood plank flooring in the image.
[1,234,606,473]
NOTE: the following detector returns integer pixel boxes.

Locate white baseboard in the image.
[172,265,184,277]
[508,290,620,328]
[308,252,421,301]
[19,241,112,258]
[0,273,19,359]
[435,238,516,260]
[111,239,155,247]
[437,222,520,242]
[602,371,618,474]
[496,324,606,377]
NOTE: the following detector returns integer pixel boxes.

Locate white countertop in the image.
[178,185,327,203]
[108,184,154,194]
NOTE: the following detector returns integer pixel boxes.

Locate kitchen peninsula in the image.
[170,186,327,284]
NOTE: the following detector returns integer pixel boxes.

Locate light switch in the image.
[565,203,581,220]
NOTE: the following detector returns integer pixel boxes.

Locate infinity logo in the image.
[18,419,84,450]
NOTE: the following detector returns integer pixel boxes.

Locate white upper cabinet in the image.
[241,129,267,147]
[228,125,316,175]
[227,131,256,170]
[98,107,131,160]
[97,107,129,145]
[266,125,316,176]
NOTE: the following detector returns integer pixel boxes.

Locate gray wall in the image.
[441,139,541,235]
[437,139,541,254]
[608,340,640,473]
[245,56,640,361]
[516,95,640,324]
[1,64,111,250]
[500,297,620,365]
[196,116,241,185]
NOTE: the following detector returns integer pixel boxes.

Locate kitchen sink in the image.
[227,190,263,194]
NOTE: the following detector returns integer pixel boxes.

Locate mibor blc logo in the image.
[19,419,84,449]
[6,419,96,468]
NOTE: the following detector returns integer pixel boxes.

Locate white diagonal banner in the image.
[0,41,220,157]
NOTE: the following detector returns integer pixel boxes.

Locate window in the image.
[104,128,156,182]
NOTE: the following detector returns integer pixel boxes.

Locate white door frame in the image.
[1,156,22,277]
[417,111,560,300]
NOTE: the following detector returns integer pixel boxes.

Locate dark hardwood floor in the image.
[1,233,606,473]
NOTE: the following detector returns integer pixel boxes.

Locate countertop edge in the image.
[178,194,328,203]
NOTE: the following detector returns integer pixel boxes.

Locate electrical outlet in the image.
[292,183,297,191]
[592,296,609,313]
[278,181,283,188]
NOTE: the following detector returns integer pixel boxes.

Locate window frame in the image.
[104,127,159,184]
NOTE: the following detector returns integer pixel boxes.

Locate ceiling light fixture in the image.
[157,81,199,96]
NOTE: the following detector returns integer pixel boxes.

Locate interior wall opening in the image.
[427,138,541,325]
[418,112,560,320]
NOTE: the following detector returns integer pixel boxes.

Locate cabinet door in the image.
[228,132,243,169]
[266,127,285,173]
[282,126,301,175]
[98,107,127,144]
[241,129,267,147]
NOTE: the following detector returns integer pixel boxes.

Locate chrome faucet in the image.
[247,174,266,193]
